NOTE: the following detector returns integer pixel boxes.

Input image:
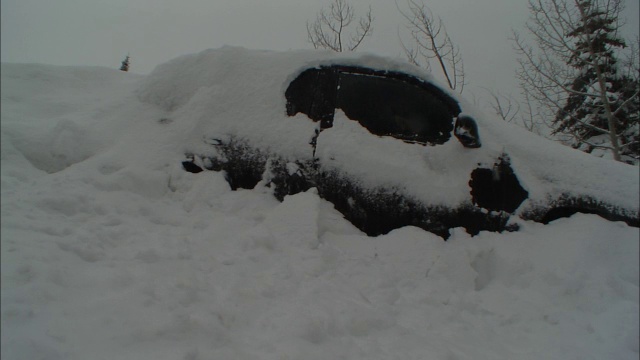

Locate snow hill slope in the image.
[1,48,639,360]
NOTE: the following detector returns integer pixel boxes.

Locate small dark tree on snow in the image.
[120,55,130,72]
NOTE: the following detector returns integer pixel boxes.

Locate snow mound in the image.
[1,48,638,359]
[133,47,638,217]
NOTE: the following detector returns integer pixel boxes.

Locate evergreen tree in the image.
[552,0,638,162]
[120,55,130,72]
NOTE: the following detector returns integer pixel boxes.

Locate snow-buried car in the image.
[137,47,639,239]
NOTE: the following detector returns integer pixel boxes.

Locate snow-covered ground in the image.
[1,50,638,360]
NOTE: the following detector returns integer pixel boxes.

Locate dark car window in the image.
[286,66,461,145]
[336,72,454,144]
[286,67,338,129]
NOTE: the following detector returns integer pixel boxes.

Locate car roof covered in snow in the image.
[132,47,639,218]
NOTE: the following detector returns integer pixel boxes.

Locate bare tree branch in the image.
[307,0,373,52]
[484,88,521,123]
[484,87,546,134]
[397,0,465,93]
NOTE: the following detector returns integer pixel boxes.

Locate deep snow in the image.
[1,48,639,360]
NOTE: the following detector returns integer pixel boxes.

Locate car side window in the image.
[336,72,454,145]
[285,65,462,145]
[285,68,337,129]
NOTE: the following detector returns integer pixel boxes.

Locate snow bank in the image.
[2,174,637,359]
[1,64,146,173]
[1,48,638,359]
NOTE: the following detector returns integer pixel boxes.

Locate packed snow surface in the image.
[2,47,638,359]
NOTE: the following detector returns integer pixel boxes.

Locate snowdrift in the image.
[1,47,638,359]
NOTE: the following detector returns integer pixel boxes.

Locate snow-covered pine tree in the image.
[552,0,638,163]
[120,55,130,72]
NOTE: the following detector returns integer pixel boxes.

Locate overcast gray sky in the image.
[2,0,638,102]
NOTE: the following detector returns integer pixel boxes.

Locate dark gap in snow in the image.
[522,194,640,227]
[188,138,266,190]
[469,156,529,214]
[267,159,315,201]
[541,206,639,226]
[285,66,461,146]
[541,207,603,224]
[224,167,263,190]
[302,169,509,240]
[313,170,514,239]
[181,161,203,173]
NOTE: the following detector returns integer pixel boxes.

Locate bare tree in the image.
[485,89,545,134]
[513,0,639,163]
[397,0,465,93]
[486,90,521,123]
[307,0,373,52]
